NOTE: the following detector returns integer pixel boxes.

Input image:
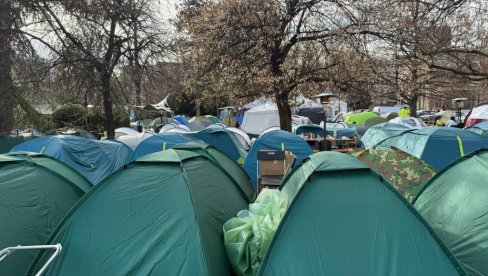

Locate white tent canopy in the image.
[389,117,424,129]
[241,101,280,135]
[226,127,251,150]
[116,131,155,150]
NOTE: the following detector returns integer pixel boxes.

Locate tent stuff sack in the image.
[223,189,288,276]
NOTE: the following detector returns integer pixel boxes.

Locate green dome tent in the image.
[0,153,91,276]
[344,111,379,125]
[354,146,436,203]
[258,152,463,275]
[29,144,251,276]
[414,149,488,276]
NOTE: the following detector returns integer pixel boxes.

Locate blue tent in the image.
[243,130,312,188]
[361,123,412,147]
[133,133,195,159]
[11,135,134,184]
[294,124,323,137]
[466,121,488,136]
[173,115,189,125]
[362,125,488,171]
[185,128,247,164]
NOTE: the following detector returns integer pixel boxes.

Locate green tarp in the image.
[355,146,436,203]
[29,144,250,275]
[258,152,463,275]
[344,112,379,125]
[0,153,91,276]
[414,149,488,276]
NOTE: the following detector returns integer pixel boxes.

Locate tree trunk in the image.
[408,95,418,118]
[276,91,292,132]
[133,67,142,106]
[101,73,115,139]
[0,0,14,134]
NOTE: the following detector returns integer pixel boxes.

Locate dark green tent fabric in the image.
[258,152,463,276]
[414,149,488,276]
[0,153,91,276]
[0,136,32,154]
[172,142,256,202]
[29,147,250,275]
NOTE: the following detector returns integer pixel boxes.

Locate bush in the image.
[51,105,130,132]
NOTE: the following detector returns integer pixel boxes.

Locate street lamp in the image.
[313,92,338,151]
[452,97,468,124]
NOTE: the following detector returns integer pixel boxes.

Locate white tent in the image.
[116,131,155,150]
[159,123,191,134]
[241,101,280,135]
[389,117,424,129]
[115,127,139,140]
[226,127,251,150]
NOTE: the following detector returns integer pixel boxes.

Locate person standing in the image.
[399,107,410,117]
[445,116,458,127]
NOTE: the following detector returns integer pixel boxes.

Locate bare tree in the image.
[179,0,381,131]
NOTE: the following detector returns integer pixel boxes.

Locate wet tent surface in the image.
[259,152,463,276]
[29,148,249,275]
[11,135,134,184]
[415,150,488,276]
[0,153,90,276]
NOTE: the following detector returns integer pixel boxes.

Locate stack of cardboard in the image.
[257,150,295,192]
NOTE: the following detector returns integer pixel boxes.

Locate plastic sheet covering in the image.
[224,189,288,276]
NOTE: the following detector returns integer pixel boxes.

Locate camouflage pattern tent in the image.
[354,146,436,203]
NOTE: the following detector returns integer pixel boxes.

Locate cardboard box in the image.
[258,150,295,177]
[258,176,283,192]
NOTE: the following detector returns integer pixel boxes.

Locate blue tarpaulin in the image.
[11,135,134,184]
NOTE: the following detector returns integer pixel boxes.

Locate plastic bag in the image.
[223,189,288,276]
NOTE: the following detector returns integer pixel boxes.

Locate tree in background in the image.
[179,0,382,131]
[0,0,14,134]
[18,0,172,139]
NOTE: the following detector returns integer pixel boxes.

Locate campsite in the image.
[3,1,488,275]
[3,96,488,275]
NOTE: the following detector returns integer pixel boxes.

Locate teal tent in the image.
[258,152,463,275]
[361,125,488,171]
[29,145,250,275]
[360,122,411,147]
[0,153,91,276]
[172,142,256,202]
[466,121,488,136]
[185,128,247,164]
[11,135,134,184]
[414,149,488,276]
[294,124,323,137]
[243,130,312,188]
[133,133,195,159]
[0,136,33,154]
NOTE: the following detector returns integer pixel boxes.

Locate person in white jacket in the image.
[445,116,458,127]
